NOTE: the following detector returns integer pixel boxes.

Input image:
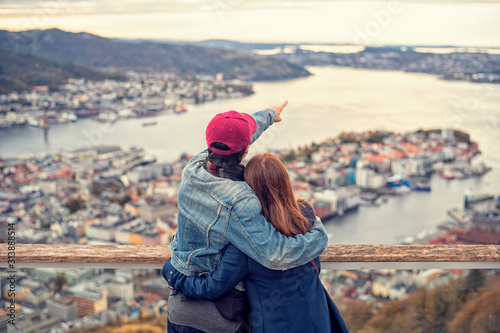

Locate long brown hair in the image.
[244,153,314,237]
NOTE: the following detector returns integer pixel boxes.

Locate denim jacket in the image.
[170,108,329,276]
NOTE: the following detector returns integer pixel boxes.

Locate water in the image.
[1,66,499,244]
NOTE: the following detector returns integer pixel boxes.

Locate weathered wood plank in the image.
[319,244,500,262]
[2,244,170,264]
[1,244,499,266]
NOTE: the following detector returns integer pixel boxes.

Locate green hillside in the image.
[0,48,125,94]
[0,29,310,81]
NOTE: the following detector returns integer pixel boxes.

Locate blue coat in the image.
[163,245,350,333]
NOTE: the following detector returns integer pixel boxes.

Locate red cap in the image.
[206,110,257,155]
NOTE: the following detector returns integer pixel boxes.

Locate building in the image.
[0,309,9,333]
[124,202,141,215]
[17,309,60,333]
[391,156,434,177]
[141,277,171,300]
[47,296,77,322]
[157,216,178,242]
[85,216,129,242]
[441,128,455,143]
[324,168,347,188]
[105,276,134,303]
[371,275,392,299]
[151,181,179,198]
[313,190,338,219]
[470,213,500,233]
[71,287,108,318]
[2,278,49,309]
[115,218,170,245]
[355,168,385,189]
[140,203,176,223]
[33,268,95,285]
[335,186,361,214]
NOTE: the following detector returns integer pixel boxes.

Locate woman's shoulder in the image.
[297,199,316,224]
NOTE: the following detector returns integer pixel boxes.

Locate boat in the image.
[67,113,78,122]
[439,170,454,180]
[411,184,431,191]
[386,175,411,188]
[374,195,388,205]
[97,112,118,123]
[75,108,100,118]
[411,181,431,191]
[142,121,157,127]
[28,118,40,127]
[394,186,411,195]
[174,104,187,114]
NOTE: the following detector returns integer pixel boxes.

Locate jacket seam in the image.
[230,209,273,268]
[185,204,223,269]
[183,168,231,209]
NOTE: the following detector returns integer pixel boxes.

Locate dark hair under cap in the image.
[208,142,246,170]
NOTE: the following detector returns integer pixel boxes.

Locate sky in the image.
[0,0,499,47]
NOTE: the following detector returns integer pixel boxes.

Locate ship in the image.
[75,108,100,118]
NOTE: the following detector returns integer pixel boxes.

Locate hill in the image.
[341,270,500,333]
[0,48,125,94]
[0,29,310,81]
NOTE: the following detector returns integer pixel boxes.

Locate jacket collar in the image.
[203,158,245,181]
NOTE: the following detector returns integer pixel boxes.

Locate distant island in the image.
[277,45,500,85]
[161,39,500,85]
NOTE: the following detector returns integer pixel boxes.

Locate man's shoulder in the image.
[182,154,256,206]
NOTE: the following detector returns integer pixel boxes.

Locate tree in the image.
[362,299,411,333]
[341,299,374,332]
[65,196,85,213]
[463,270,486,295]
[424,279,463,332]
[448,289,500,333]
[54,273,67,293]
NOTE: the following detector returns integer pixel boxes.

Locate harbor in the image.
[1,66,499,246]
[0,72,254,129]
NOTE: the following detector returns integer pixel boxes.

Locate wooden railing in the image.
[2,244,499,270]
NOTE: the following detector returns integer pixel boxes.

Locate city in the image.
[1,124,498,331]
[0,71,254,129]
[1,0,500,331]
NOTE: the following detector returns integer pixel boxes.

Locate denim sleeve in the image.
[163,245,248,300]
[228,193,329,270]
[250,108,277,145]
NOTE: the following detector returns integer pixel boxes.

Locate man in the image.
[167,101,328,332]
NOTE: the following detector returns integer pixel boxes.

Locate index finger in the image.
[280,101,288,109]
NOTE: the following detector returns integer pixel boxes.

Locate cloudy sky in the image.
[1,0,499,46]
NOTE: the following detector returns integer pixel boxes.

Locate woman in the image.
[164,153,349,332]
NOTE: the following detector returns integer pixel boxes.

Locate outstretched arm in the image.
[249,101,287,145]
[163,245,248,300]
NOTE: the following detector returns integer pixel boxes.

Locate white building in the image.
[355,168,385,189]
[313,190,338,215]
[106,277,134,303]
[47,297,77,322]
[441,128,455,143]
